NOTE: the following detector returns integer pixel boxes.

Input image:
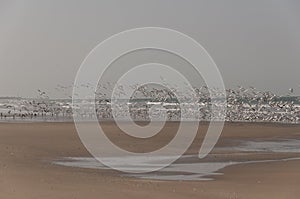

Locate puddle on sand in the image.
[53,139,300,181]
[231,139,300,153]
[53,155,234,181]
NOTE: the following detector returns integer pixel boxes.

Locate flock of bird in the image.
[0,83,299,124]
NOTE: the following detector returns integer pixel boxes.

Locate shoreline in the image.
[0,119,300,126]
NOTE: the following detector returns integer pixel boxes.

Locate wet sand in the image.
[0,122,300,199]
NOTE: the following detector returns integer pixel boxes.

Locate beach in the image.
[1,122,300,199]
[1,1,300,198]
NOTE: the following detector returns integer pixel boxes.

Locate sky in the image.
[0,0,300,98]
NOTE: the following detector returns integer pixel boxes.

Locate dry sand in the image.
[0,122,300,199]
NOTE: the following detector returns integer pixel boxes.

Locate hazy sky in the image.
[0,0,300,98]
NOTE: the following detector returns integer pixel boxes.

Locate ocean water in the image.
[0,96,299,123]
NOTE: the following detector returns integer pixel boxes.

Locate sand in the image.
[0,122,300,199]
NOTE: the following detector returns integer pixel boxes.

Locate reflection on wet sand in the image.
[53,139,300,181]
